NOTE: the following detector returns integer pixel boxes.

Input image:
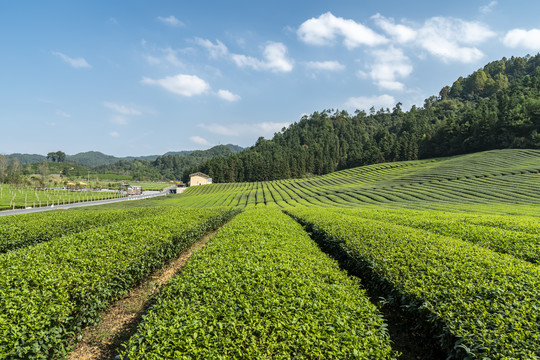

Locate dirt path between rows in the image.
[68,230,216,360]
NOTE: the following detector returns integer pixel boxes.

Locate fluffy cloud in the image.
[503,28,540,50]
[196,38,293,73]
[416,17,495,63]
[157,16,183,27]
[306,60,345,71]
[367,46,413,91]
[371,14,416,43]
[372,15,495,63]
[52,51,91,68]
[190,136,210,146]
[217,89,241,102]
[297,12,388,49]
[231,42,293,72]
[345,94,395,111]
[109,131,120,138]
[199,121,290,137]
[195,38,228,58]
[141,74,210,97]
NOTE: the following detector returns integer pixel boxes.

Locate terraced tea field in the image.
[175,149,540,213]
[1,149,539,359]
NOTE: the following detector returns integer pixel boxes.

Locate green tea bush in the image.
[329,208,540,264]
[0,207,167,253]
[0,207,238,359]
[120,208,397,359]
[288,207,540,359]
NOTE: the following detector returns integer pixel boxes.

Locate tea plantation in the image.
[1,149,539,359]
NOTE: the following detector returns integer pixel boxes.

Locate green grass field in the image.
[1,148,539,359]
[0,185,125,210]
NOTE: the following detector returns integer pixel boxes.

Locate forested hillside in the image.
[187,54,540,183]
[97,144,243,180]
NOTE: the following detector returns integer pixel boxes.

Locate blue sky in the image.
[1,0,540,156]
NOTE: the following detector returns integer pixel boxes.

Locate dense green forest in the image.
[186,54,540,183]
[96,144,243,180]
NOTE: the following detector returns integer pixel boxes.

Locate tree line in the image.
[95,145,240,181]
[185,54,540,183]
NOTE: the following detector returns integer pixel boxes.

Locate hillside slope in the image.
[188,54,540,183]
[177,148,540,211]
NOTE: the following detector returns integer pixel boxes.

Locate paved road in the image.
[0,191,168,217]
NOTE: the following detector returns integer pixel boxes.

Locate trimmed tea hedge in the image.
[0,207,238,359]
[288,207,540,359]
[327,207,540,264]
[0,207,168,253]
[120,208,397,359]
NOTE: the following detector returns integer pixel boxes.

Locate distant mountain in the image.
[67,151,121,167]
[3,144,244,168]
[94,144,245,181]
[7,153,46,164]
[122,155,161,162]
[164,144,243,157]
[69,151,163,166]
[162,150,194,157]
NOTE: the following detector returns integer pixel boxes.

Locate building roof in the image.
[189,172,210,178]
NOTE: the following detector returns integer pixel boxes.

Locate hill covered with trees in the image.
[96,144,243,180]
[186,54,540,183]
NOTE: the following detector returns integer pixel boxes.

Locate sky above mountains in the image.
[2,0,540,156]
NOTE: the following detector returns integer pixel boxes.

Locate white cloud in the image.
[306,61,345,71]
[104,102,142,125]
[162,48,183,67]
[297,12,388,49]
[345,94,396,111]
[143,47,184,67]
[199,121,290,137]
[190,136,210,146]
[217,89,241,102]
[371,15,495,64]
[367,46,413,91]
[104,102,142,115]
[416,17,495,63]
[503,28,540,50]
[52,51,91,68]
[195,38,293,73]
[141,74,210,97]
[480,1,497,14]
[55,110,71,118]
[232,42,293,72]
[261,42,294,72]
[158,16,183,27]
[372,14,417,43]
[109,131,120,138]
[195,38,228,58]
